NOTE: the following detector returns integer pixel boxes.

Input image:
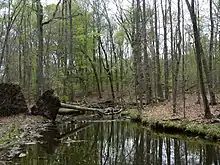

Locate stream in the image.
[6,120,220,165]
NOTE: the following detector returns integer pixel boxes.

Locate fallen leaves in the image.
[143,94,220,124]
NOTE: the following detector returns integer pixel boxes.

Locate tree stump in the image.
[31,89,61,123]
[0,83,28,116]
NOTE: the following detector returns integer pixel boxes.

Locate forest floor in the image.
[143,94,220,123]
[126,94,220,141]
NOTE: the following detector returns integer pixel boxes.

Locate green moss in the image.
[127,113,220,141]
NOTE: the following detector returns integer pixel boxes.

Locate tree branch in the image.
[42,0,62,26]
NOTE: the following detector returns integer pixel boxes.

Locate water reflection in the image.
[38,124,60,154]
[11,121,220,165]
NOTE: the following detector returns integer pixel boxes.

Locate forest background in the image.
[0,0,219,118]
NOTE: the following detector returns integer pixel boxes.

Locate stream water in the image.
[7,120,220,165]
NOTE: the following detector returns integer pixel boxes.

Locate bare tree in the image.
[135,0,143,112]
[185,0,212,118]
[208,0,216,105]
[69,0,75,100]
[154,0,163,101]
[181,0,186,118]
[36,0,44,97]
[161,0,169,100]
[103,3,119,92]
[143,0,152,104]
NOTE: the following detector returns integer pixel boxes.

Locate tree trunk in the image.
[119,44,124,92]
[63,0,68,97]
[99,38,115,99]
[181,0,186,118]
[161,0,169,100]
[137,0,143,111]
[169,0,176,113]
[68,0,76,101]
[143,0,152,104]
[103,4,119,93]
[27,11,32,104]
[44,25,52,90]
[173,0,182,114]
[154,0,163,100]
[207,0,216,105]
[83,52,102,98]
[185,0,212,118]
[36,0,44,97]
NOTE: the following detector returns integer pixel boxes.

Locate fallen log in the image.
[58,108,81,115]
[60,103,123,116]
[61,103,104,113]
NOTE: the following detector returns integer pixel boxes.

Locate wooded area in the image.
[1,0,220,118]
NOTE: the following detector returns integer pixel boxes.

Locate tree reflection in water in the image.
[12,121,220,165]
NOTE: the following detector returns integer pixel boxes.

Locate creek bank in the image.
[0,112,115,161]
[123,109,220,142]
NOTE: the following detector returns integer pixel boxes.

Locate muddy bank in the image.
[0,114,98,161]
[0,115,48,160]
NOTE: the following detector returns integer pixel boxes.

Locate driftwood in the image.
[60,103,122,116]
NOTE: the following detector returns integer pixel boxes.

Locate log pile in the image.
[31,89,61,123]
[0,83,28,116]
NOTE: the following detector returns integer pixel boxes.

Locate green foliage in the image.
[114,29,125,46]
[122,109,139,120]
[60,95,68,102]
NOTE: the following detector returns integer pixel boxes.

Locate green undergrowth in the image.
[125,109,220,141]
[0,124,20,146]
[122,109,140,120]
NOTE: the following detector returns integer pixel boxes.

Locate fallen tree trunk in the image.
[60,103,122,116]
[61,103,104,113]
[58,108,81,115]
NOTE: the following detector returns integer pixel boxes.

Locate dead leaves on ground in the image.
[143,94,220,124]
